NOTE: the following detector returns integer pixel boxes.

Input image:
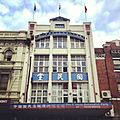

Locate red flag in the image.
[85,5,87,13]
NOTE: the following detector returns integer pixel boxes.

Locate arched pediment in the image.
[35,31,85,42]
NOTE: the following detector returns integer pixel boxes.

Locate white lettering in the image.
[57,73,63,80]
[37,73,44,80]
[0,100,7,103]
[77,74,83,80]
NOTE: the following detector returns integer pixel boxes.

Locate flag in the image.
[59,4,61,10]
[34,4,36,11]
[85,5,87,13]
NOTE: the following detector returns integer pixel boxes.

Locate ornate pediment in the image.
[50,16,70,21]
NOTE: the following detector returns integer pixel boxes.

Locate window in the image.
[71,55,86,72]
[72,83,89,103]
[52,83,68,103]
[4,50,13,61]
[70,37,85,48]
[31,83,48,103]
[53,36,67,48]
[34,55,49,72]
[0,74,9,90]
[36,37,50,48]
[118,84,120,93]
[55,24,65,28]
[53,55,67,72]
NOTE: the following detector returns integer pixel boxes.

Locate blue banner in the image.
[52,73,68,81]
[72,73,88,81]
[32,73,49,81]
[12,102,112,109]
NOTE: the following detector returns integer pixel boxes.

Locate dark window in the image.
[73,98,77,103]
[5,50,13,61]
[55,24,65,28]
[63,67,67,72]
[64,97,68,103]
[0,74,9,90]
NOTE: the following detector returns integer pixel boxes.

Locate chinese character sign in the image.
[52,73,68,81]
[32,73,49,81]
[72,73,88,81]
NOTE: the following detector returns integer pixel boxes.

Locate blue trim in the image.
[35,31,85,42]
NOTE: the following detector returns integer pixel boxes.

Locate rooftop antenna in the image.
[59,3,61,16]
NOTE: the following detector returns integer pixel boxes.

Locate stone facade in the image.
[0,31,30,103]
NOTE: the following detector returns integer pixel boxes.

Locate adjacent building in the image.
[0,31,30,103]
[95,40,120,117]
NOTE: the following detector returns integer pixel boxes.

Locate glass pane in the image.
[58,62,62,66]
[38,84,42,89]
[36,42,39,48]
[31,91,36,96]
[44,67,48,72]
[71,43,74,48]
[43,97,47,103]
[32,84,37,89]
[43,84,48,89]
[37,90,42,96]
[72,67,76,72]
[53,43,57,48]
[58,90,62,96]
[58,67,62,72]
[63,61,67,66]
[34,62,38,66]
[82,62,86,66]
[52,90,56,95]
[43,90,47,96]
[31,97,36,103]
[77,61,81,66]
[39,62,43,66]
[81,42,85,48]
[37,97,41,103]
[63,67,67,72]
[58,97,62,102]
[82,67,86,72]
[41,43,44,48]
[77,67,81,72]
[63,42,67,48]
[53,67,57,72]
[53,62,57,66]
[46,43,49,48]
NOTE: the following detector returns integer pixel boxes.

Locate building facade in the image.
[95,40,120,117]
[0,31,30,103]
[27,16,100,104]
[0,17,113,120]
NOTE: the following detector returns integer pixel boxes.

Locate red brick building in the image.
[95,40,120,117]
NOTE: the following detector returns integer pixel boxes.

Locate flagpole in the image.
[85,12,87,22]
[33,10,34,21]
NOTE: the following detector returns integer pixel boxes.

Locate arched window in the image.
[4,50,13,61]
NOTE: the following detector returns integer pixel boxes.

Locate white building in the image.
[27,16,100,103]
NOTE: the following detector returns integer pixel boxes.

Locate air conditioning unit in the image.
[101,90,111,98]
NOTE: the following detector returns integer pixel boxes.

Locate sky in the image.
[0,0,120,48]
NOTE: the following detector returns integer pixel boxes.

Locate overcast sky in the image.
[0,0,120,47]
